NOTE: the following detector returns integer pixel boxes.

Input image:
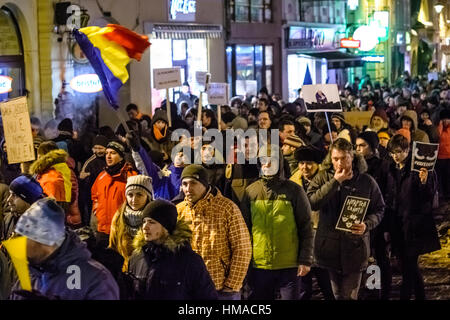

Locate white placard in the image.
[195,71,208,88]
[428,72,438,82]
[302,84,343,112]
[207,83,229,105]
[236,80,257,97]
[153,67,182,90]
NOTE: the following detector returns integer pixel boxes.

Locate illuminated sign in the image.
[287,26,342,50]
[70,74,103,93]
[361,55,385,63]
[169,0,196,21]
[348,0,359,10]
[353,25,380,51]
[0,76,12,94]
[340,38,361,48]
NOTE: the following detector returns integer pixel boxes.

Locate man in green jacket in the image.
[240,144,314,300]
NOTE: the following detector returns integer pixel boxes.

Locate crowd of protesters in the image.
[0,70,448,300]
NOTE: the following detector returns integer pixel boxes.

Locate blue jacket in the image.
[133,147,183,200]
[10,230,119,300]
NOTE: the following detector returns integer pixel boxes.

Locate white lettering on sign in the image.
[153,68,182,90]
[206,83,228,105]
[170,0,196,20]
[70,74,103,93]
[0,76,13,94]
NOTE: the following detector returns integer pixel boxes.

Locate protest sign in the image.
[206,83,229,105]
[343,111,374,128]
[195,71,208,91]
[411,141,439,172]
[0,96,35,164]
[153,68,182,89]
[236,80,257,97]
[336,196,370,232]
[302,84,343,112]
[428,72,438,82]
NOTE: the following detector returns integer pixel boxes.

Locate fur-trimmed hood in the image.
[30,149,68,175]
[132,218,192,254]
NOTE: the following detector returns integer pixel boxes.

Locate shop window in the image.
[0,7,25,102]
[299,0,346,24]
[230,0,272,23]
[227,44,273,97]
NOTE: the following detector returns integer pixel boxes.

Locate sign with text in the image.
[428,72,438,82]
[411,141,439,172]
[340,38,360,48]
[0,76,13,94]
[206,83,228,105]
[168,0,196,22]
[0,96,35,164]
[343,111,374,128]
[336,196,370,232]
[195,71,208,91]
[302,84,343,112]
[236,80,257,97]
[153,68,182,90]
[70,74,103,93]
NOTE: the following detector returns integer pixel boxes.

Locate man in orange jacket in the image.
[91,141,137,248]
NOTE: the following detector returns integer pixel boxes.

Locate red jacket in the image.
[91,162,137,234]
[438,122,450,159]
[66,157,82,226]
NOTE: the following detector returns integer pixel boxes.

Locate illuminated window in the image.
[229,0,272,23]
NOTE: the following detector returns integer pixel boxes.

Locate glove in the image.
[13,289,59,300]
[126,130,141,152]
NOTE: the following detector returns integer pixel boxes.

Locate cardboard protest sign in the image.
[302,84,343,112]
[153,67,182,89]
[0,96,35,164]
[195,71,208,91]
[335,196,370,232]
[428,72,438,82]
[411,141,439,172]
[343,111,374,128]
[206,83,229,105]
[236,80,257,97]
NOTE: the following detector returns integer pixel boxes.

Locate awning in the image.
[305,51,364,69]
[144,22,223,39]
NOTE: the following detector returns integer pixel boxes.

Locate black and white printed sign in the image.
[335,196,370,232]
[411,141,439,172]
[302,84,343,112]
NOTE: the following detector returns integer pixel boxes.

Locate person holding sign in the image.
[307,138,385,300]
[384,134,441,300]
[9,198,119,300]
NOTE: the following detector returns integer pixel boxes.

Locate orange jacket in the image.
[438,122,450,159]
[66,157,82,226]
[91,162,137,234]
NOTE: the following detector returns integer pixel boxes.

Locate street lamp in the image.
[434,1,444,14]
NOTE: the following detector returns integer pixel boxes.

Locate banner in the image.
[343,111,374,128]
[302,84,343,112]
[0,96,35,164]
[206,83,229,105]
[153,67,182,90]
[411,141,439,172]
[336,196,370,232]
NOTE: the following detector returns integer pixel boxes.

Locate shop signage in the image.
[70,74,103,93]
[168,0,196,22]
[353,25,380,51]
[340,38,360,48]
[0,76,13,94]
[287,26,340,50]
[361,55,385,63]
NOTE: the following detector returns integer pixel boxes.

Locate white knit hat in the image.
[126,175,153,200]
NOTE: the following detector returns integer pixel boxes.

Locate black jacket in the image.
[128,219,218,300]
[307,154,385,274]
[384,155,441,256]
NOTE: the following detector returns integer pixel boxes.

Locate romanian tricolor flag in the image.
[73,24,151,109]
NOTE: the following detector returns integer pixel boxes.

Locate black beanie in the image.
[93,135,109,148]
[358,131,380,152]
[181,164,209,188]
[58,118,73,132]
[142,199,178,234]
[106,140,125,158]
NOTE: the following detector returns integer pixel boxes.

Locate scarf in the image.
[153,124,167,141]
[123,205,144,237]
[105,159,125,176]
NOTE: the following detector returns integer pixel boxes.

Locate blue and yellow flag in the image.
[73,24,151,109]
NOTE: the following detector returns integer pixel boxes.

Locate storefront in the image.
[282,23,363,101]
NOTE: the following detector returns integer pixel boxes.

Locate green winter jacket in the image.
[240,177,314,270]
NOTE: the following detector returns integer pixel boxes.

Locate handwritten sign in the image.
[302,84,343,112]
[195,71,208,91]
[206,83,228,105]
[153,68,182,90]
[343,111,374,128]
[236,80,257,97]
[411,141,439,172]
[335,196,370,232]
[428,72,438,82]
[0,96,35,164]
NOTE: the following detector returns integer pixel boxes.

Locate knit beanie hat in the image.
[377,130,391,141]
[126,175,153,200]
[57,118,73,133]
[331,112,346,124]
[231,116,248,130]
[294,146,324,163]
[15,198,66,247]
[371,108,389,124]
[93,135,109,148]
[181,164,209,188]
[396,128,411,143]
[283,134,305,148]
[142,199,178,234]
[358,131,380,152]
[296,116,312,127]
[9,175,44,204]
[106,140,125,158]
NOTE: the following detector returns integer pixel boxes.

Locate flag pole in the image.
[197,92,203,127]
[218,105,221,131]
[166,88,172,128]
[324,112,333,145]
